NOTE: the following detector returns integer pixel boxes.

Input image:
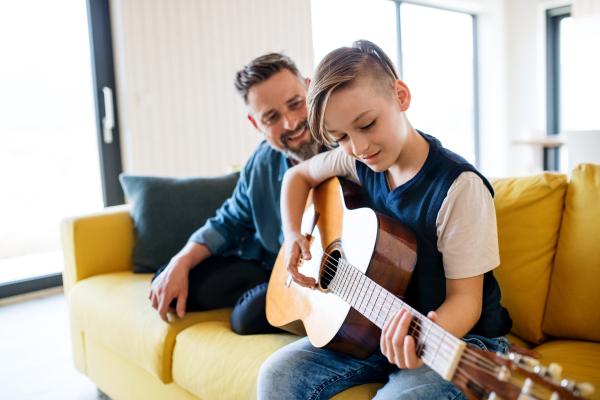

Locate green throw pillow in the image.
[119,173,240,273]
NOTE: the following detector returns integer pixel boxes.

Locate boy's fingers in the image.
[383,309,404,365]
[404,335,422,369]
[391,310,410,368]
[427,310,437,323]
[300,237,312,260]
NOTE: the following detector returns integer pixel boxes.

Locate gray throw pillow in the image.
[119,173,240,273]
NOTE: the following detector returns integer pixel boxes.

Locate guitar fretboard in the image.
[326,257,466,381]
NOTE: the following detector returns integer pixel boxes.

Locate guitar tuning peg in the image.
[562,378,576,391]
[508,352,522,364]
[575,382,595,397]
[534,365,547,376]
[522,356,541,369]
[522,378,535,394]
[548,363,563,383]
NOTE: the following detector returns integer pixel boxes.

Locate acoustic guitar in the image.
[266,177,594,400]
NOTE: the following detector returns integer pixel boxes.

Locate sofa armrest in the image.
[61,204,135,295]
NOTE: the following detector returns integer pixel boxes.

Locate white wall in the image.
[110,0,591,179]
[109,0,314,177]
[505,0,570,175]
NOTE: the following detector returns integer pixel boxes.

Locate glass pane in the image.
[400,4,476,164]
[311,0,398,68]
[0,0,102,284]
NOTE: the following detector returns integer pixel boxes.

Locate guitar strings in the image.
[297,252,462,367]
[296,244,501,375]
[299,246,459,352]
[324,271,502,379]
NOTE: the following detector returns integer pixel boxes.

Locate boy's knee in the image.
[257,352,283,398]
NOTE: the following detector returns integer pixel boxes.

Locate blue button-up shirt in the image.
[188,140,289,269]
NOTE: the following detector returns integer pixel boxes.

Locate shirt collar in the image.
[278,153,290,181]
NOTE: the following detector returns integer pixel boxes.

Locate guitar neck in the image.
[327,258,466,381]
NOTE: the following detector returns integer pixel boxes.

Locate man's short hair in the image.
[234,53,305,105]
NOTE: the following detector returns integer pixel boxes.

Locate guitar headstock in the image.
[453,346,595,400]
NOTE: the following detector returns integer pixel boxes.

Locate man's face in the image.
[247,69,318,162]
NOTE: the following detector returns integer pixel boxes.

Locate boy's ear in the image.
[393,79,411,112]
[306,77,311,89]
[248,114,260,131]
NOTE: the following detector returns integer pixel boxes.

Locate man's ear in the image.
[393,79,411,112]
[248,114,259,131]
[306,77,311,89]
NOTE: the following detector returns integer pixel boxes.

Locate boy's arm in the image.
[435,275,483,336]
[280,161,322,288]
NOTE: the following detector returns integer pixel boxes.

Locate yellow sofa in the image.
[61,164,600,400]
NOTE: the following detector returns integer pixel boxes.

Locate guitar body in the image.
[266,177,418,359]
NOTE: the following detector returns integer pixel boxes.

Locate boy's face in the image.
[247,69,318,162]
[323,77,411,173]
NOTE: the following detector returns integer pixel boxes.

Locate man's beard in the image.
[280,119,320,162]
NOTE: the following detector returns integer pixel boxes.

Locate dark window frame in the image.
[394,1,480,167]
[545,5,571,171]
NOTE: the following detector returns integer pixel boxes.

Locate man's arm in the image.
[149,242,212,322]
[149,163,258,322]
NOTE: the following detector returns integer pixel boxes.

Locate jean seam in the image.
[449,387,467,400]
[307,364,390,400]
[463,337,487,351]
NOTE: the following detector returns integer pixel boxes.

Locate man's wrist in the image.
[173,242,211,271]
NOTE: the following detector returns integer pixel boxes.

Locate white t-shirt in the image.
[307,147,500,280]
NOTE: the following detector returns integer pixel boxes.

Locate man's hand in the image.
[148,242,211,322]
[284,231,316,288]
[380,309,438,369]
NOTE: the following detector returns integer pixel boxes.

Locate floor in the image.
[0,291,105,400]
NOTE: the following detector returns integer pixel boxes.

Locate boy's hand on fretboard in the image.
[381,309,438,369]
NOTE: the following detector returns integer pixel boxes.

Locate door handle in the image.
[102,87,114,144]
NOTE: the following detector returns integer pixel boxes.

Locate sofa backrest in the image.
[543,163,600,343]
[491,173,568,345]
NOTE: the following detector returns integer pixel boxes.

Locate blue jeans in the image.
[257,334,510,400]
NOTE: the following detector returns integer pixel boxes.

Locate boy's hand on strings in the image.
[381,309,438,369]
[284,230,316,288]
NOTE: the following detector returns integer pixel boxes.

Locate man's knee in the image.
[230,282,283,335]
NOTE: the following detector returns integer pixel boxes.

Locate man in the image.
[148,53,319,334]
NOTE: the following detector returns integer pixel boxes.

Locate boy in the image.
[258,40,511,400]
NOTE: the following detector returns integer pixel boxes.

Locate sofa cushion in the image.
[534,340,600,400]
[69,271,231,384]
[172,321,384,400]
[172,321,299,400]
[120,173,239,273]
[490,173,567,345]
[543,164,600,342]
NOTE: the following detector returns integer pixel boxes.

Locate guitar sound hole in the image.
[320,249,341,291]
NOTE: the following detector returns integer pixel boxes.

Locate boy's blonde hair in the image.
[307,40,400,147]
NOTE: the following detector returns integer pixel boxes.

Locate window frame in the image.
[545,5,571,171]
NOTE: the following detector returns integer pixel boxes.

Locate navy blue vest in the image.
[355,132,512,338]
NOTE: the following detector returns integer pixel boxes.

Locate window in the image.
[0,0,122,298]
[311,0,478,165]
[545,6,571,171]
